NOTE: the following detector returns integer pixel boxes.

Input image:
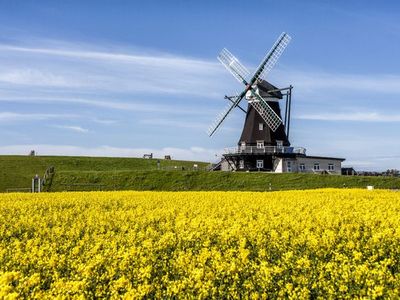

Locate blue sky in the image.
[0,0,399,170]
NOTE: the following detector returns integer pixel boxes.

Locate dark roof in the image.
[301,155,346,161]
[342,167,356,171]
[257,80,283,99]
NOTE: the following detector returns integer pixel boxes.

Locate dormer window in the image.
[256,141,264,149]
[259,123,263,130]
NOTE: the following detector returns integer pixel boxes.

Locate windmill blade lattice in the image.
[248,88,282,132]
[253,33,291,83]
[207,92,243,136]
[208,32,290,136]
[218,48,250,84]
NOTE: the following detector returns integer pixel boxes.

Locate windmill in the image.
[208,32,291,138]
[208,32,346,173]
[208,32,297,171]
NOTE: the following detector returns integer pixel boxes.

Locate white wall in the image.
[283,157,342,174]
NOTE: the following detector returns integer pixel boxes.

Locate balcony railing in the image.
[224,145,306,155]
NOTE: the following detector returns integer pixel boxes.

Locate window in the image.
[328,163,334,171]
[239,160,244,169]
[259,123,263,130]
[256,141,264,149]
[313,163,320,171]
[287,161,292,172]
[256,160,264,169]
[299,163,305,172]
[276,140,283,152]
[240,141,246,151]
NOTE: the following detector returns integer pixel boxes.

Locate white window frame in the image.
[239,159,244,169]
[313,163,320,171]
[256,160,264,169]
[328,163,334,171]
[299,163,305,172]
[240,141,246,151]
[258,123,263,130]
[256,141,264,149]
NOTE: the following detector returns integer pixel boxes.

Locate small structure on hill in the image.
[208,32,345,174]
[143,153,153,159]
[342,167,357,176]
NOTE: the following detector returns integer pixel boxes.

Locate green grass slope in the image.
[0,155,208,192]
[52,170,400,191]
[1,155,400,192]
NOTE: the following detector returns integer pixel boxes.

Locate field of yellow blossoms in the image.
[0,189,399,298]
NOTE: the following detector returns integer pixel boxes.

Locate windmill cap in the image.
[257,80,283,99]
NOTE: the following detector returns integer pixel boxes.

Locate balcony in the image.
[224,145,306,156]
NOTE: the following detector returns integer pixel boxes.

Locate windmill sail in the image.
[208,32,290,136]
[207,92,243,136]
[252,32,291,83]
[248,88,282,132]
[218,48,250,84]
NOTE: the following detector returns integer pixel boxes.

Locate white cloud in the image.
[297,112,400,122]
[91,118,118,125]
[0,95,215,115]
[0,44,219,69]
[52,125,89,133]
[0,69,78,87]
[140,118,207,130]
[0,112,77,122]
[275,69,400,95]
[0,42,226,97]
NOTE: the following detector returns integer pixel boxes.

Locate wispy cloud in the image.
[52,125,89,133]
[0,69,79,87]
[91,118,118,125]
[297,111,400,122]
[0,44,218,68]
[0,42,227,97]
[0,95,216,115]
[140,118,207,130]
[275,69,400,95]
[0,112,77,122]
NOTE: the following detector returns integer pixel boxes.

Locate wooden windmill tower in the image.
[208,33,304,171]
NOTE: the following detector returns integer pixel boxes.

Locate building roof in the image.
[257,80,283,99]
[299,155,346,161]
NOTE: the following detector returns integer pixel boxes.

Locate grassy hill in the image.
[0,155,208,192]
[1,155,400,192]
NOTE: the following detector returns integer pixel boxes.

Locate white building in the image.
[220,146,344,174]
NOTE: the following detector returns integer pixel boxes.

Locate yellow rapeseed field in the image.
[0,189,399,299]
